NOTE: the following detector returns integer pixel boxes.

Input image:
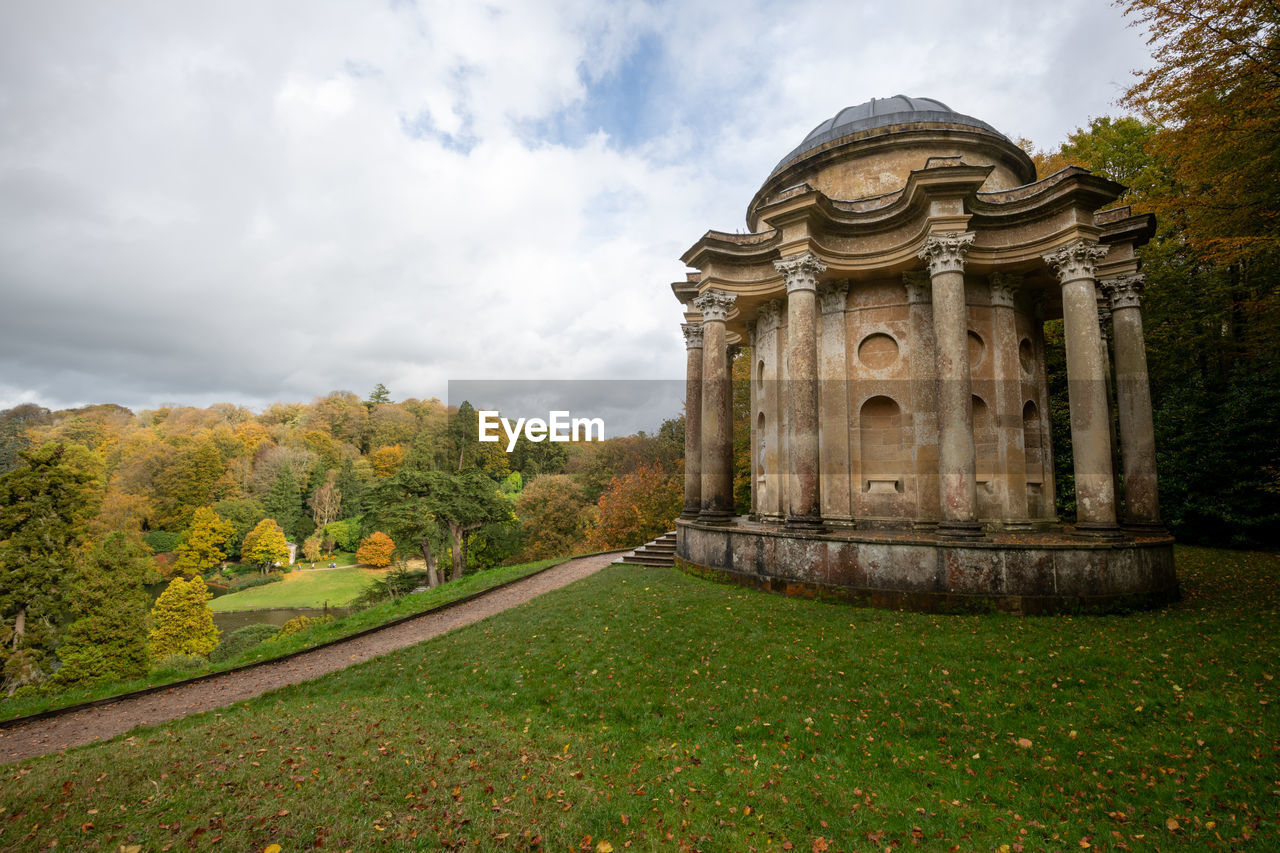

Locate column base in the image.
[1071,522,1125,541]
[679,508,701,520]
[822,515,857,529]
[785,515,826,533]
[1001,519,1035,532]
[1122,520,1168,536]
[697,510,735,525]
[937,521,984,540]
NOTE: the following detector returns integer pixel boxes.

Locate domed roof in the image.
[769,95,1005,177]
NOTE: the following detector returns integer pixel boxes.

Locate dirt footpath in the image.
[0,553,619,765]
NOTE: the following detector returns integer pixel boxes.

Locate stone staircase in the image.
[613,531,678,567]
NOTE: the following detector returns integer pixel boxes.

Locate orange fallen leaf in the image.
[1166,818,1181,831]
[596,842,614,853]
[1016,738,1033,749]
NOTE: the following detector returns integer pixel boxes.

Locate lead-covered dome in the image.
[770,95,1003,177]
[748,94,1035,229]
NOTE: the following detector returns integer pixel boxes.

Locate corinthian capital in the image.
[692,289,737,323]
[903,270,931,304]
[757,298,784,333]
[774,251,827,293]
[918,231,975,276]
[681,322,704,349]
[1103,273,1145,310]
[989,273,1022,309]
[1043,238,1109,284]
[817,279,849,314]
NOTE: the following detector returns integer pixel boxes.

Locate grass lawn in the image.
[210,566,387,611]
[1,545,1276,851]
[0,558,568,724]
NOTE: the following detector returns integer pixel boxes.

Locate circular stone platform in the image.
[676,520,1177,615]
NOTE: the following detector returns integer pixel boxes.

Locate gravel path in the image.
[0,552,619,765]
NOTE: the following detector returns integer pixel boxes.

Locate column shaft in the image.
[818,282,852,525]
[680,324,703,519]
[920,233,982,537]
[694,290,736,524]
[1045,240,1120,534]
[776,253,826,530]
[1107,276,1162,528]
[990,275,1029,527]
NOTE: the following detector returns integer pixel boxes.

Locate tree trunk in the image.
[12,607,23,648]
[449,523,465,581]
[420,537,439,588]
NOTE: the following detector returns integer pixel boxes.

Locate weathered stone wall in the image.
[677,520,1178,615]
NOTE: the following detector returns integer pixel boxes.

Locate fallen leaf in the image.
[596,842,614,853]
[1166,818,1180,832]
[1016,738,1033,749]
[265,845,283,853]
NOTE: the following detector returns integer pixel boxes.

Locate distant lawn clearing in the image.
[2,546,1275,851]
[210,566,387,611]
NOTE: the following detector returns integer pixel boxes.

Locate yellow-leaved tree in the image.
[241,518,290,573]
[148,575,220,661]
[172,506,235,576]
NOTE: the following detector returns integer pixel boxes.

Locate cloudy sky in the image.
[0,0,1154,418]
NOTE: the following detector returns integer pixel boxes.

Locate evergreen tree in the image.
[263,465,303,540]
[0,444,97,693]
[148,575,220,661]
[52,533,152,687]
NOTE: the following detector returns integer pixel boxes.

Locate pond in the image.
[212,606,353,633]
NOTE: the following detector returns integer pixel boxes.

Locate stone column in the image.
[818,280,852,525]
[905,272,940,527]
[1104,274,1163,529]
[775,252,826,531]
[989,274,1030,528]
[918,232,982,538]
[1044,239,1120,536]
[693,289,737,524]
[1096,292,1123,512]
[680,322,704,520]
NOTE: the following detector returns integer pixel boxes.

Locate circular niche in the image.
[968,331,986,368]
[858,333,899,370]
[1018,338,1034,375]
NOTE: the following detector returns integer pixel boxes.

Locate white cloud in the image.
[0,0,1153,416]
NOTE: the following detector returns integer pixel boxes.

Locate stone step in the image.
[613,530,679,567]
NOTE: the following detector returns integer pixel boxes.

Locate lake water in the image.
[213,606,353,633]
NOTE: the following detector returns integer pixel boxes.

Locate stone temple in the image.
[672,95,1177,613]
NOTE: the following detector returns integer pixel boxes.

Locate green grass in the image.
[0,558,567,724]
[1,546,1276,851]
[210,566,385,611]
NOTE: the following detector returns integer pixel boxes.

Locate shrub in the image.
[353,565,430,608]
[323,518,363,552]
[209,624,280,663]
[143,530,182,554]
[270,615,331,640]
[149,653,207,679]
[229,574,283,591]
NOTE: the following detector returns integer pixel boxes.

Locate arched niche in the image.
[860,395,903,493]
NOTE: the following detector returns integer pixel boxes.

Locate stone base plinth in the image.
[675,518,1177,615]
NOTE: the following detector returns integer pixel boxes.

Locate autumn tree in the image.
[308,468,342,527]
[356,531,396,568]
[148,575,220,661]
[302,534,322,564]
[172,506,235,576]
[52,533,152,687]
[212,498,265,560]
[368,444,406,479]
[587,462,682,551]
[515,474,592,560]
[241,518,290,572]
[0,444,98,692]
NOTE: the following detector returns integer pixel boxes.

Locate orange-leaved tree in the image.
[587,462,681,551]
[356,531,396,568]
